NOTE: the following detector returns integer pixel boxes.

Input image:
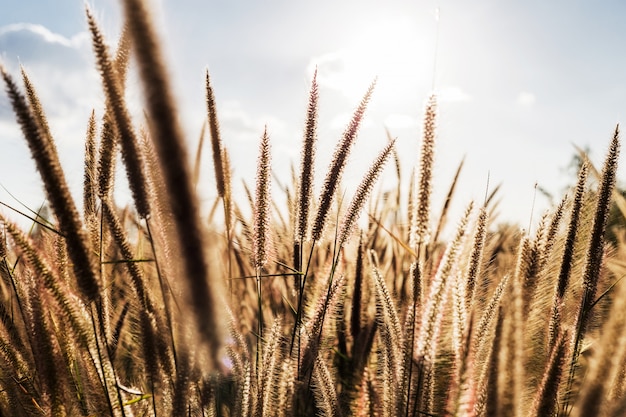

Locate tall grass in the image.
[0,1,626,416]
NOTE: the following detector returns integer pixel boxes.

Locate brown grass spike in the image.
[0,64,100,302]
[86,8,151,219]
[311,80,375,242]
[121,0,222,368]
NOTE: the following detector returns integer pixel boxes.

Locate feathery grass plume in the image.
[206,69,226,198]
[26,276,65,415]
[337,139,396,249]
[401,261,421,415]
[258,317,284,416]
[296,68,319,242]
[548,163,588,348]
[407,166,417,243]
[2,218,95,350]
[254,127,272,269]
[1,64,100,302]
[386,128,403,210]
[416,201,472,360]
[372,257,408,415]
[432,156,465,245]
[97,113,118,199]
[481,307,503,417]
[410,93,437,248]
[101,203,166,326]
[20,67,56,151]
[121,0,222,368]
[447,316,476,417]
[474,274,510,355]
[558,163,588,300]
[221,147,233,223]
[253,127,271,350]
[300,275,345,379]
[350,234,365,341]
[83,110,98,221]
[499,241,527,417]
[276,358,295,417]
[0,225,5,261]
[452,269,468,363]
[379,324,398,416]
[564,127,621,414]
[573,277,626,417]
[465,206,487,310]
[580,126,620,323]
[193,122,206,188]
[310,80,375,242]
[87,8,150,219]
[529,330,569,417]
[312,355,341,417]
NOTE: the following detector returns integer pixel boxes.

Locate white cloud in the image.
[0,23,88,48]
[437,86,471,103]
[517,91,536,106]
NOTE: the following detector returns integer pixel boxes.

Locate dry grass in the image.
[0,1,626,416]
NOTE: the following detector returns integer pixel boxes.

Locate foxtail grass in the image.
[1,64,100,302]
[121,0,223,369]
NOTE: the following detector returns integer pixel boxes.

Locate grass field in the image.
[0,1,625,416]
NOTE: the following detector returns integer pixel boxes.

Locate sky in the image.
[1,0,626,234]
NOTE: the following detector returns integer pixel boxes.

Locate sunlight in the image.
[310,15,434,102]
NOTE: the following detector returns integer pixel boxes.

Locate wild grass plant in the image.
[1,1,626,416]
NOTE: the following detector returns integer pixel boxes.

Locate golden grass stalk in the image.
[121,0,222,368]
[474,274,509,355]
[206,70,226,198]
[379,326,398,416]
[337,139,396,249]
[253,127,271,351]
[580,126,620,321]
[96,114,118,199]
[499,241,527,416]
[465,206,487,310]
[410,94,437,248]
[310,80,375,242]
[416,202,472,360]
[452,268,468,363]
[372,267,404,415]
[432,156,464,245]
[548,163,588,349]
[0,64,100,302]
[564,127,621,415]
[482,308,503,417]
[86,8,151,219]
[253,127,272,270]
[83,110,98,222]
[300,275,345,379]
[296,68,319,242]
[20,67,56,153]
[258,317,284,416]
[573,275,626,416]
[95,22,130,202]
[447,316,476,416]
[529,330,569,417]
[312,355,341,417]
[350,234,365,342]
[2,219,94,350]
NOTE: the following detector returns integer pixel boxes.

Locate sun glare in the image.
[310,15,434,103]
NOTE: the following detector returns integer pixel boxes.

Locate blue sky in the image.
[1,0,626,232]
